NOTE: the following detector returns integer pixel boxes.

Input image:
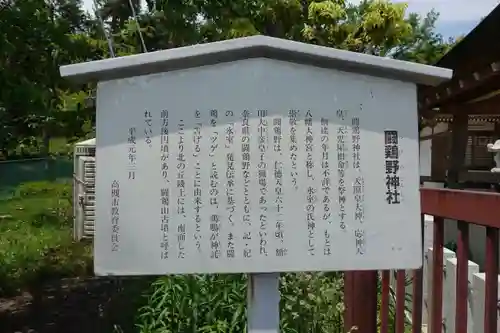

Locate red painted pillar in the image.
[344,271,378,333]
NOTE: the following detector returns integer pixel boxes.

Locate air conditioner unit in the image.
[74,138,96,156]
[73,138,96,241]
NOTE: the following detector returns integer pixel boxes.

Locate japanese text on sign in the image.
[384,130,401,205]
[95,60,421,275]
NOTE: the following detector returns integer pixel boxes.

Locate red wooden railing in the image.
[344,188,500,333]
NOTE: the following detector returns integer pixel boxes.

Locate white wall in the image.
[394,243,500,332]
[420,139,432,177]
[422,246,498,333]
[442,220,489,268]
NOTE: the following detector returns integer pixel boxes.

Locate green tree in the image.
[0,0,458,158]
[0,0,100,157]
[126,0,455,62]
[391,9,457,64]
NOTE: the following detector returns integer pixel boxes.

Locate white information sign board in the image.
[94,58,422,275]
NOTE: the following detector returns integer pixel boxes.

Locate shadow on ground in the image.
[0,277,149,333]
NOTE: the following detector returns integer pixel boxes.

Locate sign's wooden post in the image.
[60,35,452,332]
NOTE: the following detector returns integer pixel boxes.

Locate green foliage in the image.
[135,273,345,333]
[279,272,345,332]
[0,182,413,332]
[444,240,474,262]
[0,181,92,296]
[0,0,459,159]
[1,137,73,160]
[136,274,247,333]
[134,271,413,333]
[0,0,96,158]
[0,1,458,328]
[391,9,455,64]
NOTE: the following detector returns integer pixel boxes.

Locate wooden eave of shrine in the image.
[418,3,500,186]
[427,90,500,120]
[418,4,500,115]
[433,114,500,124]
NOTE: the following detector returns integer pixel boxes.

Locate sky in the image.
[378,0,500,38]
[82,0,500,39]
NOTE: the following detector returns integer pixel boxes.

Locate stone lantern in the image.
[487,139,500,173]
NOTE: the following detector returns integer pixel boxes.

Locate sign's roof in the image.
[60,35,452,86]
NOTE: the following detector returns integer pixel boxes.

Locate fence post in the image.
[484,227,499,333]
[344,271,378,333]
[431,216,444,333]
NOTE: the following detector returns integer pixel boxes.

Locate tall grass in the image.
[135,272,344,333]
[134,271,411,333]
[0,181,412,332]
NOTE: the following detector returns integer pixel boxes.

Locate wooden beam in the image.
[419,61,500,110]
[495,122,500,137]
[420,188,500,228]
[457,93,500,114]
[420,93,500,120]
[433,115,500,123]
[458,170,500,184]
[420,130,450,141]
[447,111,469,188]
